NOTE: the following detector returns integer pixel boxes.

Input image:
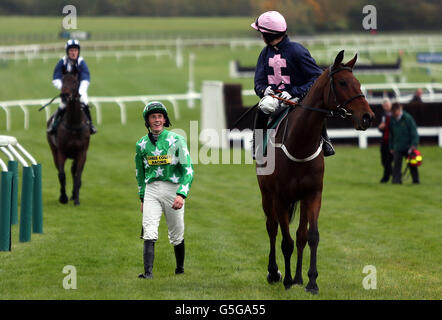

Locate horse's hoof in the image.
[267,271,282,284]
[74,200,80,206]
[284,279,293,290]
[293,277,303,286]
[305,284,319,295]
[59,195,68,204]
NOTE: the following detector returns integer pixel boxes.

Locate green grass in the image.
[0,18,441,300]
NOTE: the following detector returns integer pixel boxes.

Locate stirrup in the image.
[322,138,335,157]
[47,123,56,134]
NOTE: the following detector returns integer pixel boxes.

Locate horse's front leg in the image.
[279,210,294,289]
[266,217,281,283]
[56,152,68,204]
[72,151,87,206]
[262,192,281,284]
[305,192,322,295]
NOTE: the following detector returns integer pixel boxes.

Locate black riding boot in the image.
[82,104,97,134]
[253,109,270,160]
[174,240,185,275]
[321,123,335,157]
[47,108,65,134]
[138,240,155,279]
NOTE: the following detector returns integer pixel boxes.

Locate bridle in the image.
[269,65,366,162]
[325,65,365,118]
[277,65,366,119]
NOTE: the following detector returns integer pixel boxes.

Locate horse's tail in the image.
[288,201,298,224]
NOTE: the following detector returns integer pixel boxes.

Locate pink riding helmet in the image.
[251,11,287,34]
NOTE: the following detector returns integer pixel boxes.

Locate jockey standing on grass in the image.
[48,39,97,135]
[251,11,335,158]
[135,101,194,279]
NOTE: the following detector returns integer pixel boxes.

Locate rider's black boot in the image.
[321,123,335,157]
[47,108,65,135]
[253,109,270,160]
[82,104,97,134]
[138,240,155,279]
[174,240,185,275]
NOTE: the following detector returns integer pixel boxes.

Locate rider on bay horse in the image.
[252,11,334,158]
[48,39,97,135]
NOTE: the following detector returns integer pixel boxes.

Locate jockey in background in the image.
[48,39,97,134]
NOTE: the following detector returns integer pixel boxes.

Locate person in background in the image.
[49,39,97,134]
[378,98,393,183]
[410,88,423,103]
[389,102,420,184]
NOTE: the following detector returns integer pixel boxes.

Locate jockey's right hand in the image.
[264,86,275,96]
[52,79,62,91]
[259,95,279,114]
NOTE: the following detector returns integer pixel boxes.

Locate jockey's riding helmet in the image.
[143,101,171,127]
[251,11,287,43]
[65,39,80,56]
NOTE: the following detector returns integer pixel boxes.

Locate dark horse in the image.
[47,72,90,205]
[257,51,375,294]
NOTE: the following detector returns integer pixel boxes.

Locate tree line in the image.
[1,0,440,32]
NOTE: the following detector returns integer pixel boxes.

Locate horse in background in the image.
[47,72,90,205]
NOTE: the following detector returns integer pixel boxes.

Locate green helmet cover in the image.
[143,101,171,127]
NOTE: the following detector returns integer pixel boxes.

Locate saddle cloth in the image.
[263,106,291,154]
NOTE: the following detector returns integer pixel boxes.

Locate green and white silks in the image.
[135,129,194,199]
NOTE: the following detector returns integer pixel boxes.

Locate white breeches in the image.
[142,181,185,246]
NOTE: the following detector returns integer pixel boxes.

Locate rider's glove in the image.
[52,79,62,90]
[263,86,275,96]
[279,91,292,100]
[259,95,279,114]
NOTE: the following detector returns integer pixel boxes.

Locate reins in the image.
[271,65,365,119]
[270,65,365,162]
[39,94,60,111]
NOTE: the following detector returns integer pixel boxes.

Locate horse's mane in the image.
[301,63,346,105]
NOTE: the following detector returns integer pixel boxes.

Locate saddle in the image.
[262,106,291,154]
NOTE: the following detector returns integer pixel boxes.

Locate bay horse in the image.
[256,51,375,294]
[47,72,90,205]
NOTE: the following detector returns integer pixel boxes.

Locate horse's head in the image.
[324,50,375,130]
[61,72,80,104]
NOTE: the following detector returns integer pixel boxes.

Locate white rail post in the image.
[187,53,196,109]
[116,100,127,125]
[19,104,29,130]
[176,38,183,68]
[0,105,11,131]
[91,101,102,125]
[358,131,368,149]
[439,127,442,148]
[167,98,180,121]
